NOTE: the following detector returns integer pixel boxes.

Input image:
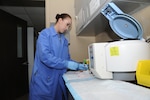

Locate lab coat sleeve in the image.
[37,31,69,70]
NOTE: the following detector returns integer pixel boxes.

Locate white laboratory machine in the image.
[88,2,150,81]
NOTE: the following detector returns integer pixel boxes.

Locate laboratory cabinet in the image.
[74,0,150,36]
[74,0,109,36]
[0,9,28,100]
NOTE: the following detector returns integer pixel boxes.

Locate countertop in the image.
[63,70,150,100]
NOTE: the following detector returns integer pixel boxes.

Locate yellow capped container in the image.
[136,60,150,87]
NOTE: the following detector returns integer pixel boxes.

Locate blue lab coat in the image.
[29,26,71,100]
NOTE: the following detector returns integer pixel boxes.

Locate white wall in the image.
[27,27,34,85]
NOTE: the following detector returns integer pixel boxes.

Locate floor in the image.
[15,92,74,100]
[16,94,28,100]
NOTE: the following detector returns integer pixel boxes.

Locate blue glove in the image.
[78,64,88,71]
[67,61,79,70]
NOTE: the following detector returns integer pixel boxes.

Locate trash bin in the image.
[136,60,150,87]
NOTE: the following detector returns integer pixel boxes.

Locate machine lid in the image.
[101,2,143,40]
[109,14,143,39]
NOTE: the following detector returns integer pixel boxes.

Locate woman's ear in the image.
[58,18,63,23]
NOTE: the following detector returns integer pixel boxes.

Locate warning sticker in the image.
[110,46,119,56]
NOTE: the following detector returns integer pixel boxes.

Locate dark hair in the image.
[55,13,71,23]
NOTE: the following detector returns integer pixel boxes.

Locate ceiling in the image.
[0,0,45,33]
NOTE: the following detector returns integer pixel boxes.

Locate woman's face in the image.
[58,17,72,33]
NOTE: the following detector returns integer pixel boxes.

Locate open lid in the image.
[101,2,143,40]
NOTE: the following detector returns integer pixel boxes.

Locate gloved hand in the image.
[77,64,88,71]
[67,61,79,70]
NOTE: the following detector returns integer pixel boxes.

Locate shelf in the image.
[76,0,150,36]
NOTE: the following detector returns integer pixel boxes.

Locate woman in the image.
[29,13,87,100]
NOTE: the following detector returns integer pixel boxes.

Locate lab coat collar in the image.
[49,26,63,37]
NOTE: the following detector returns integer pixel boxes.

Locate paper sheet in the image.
[63,71,150,100]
